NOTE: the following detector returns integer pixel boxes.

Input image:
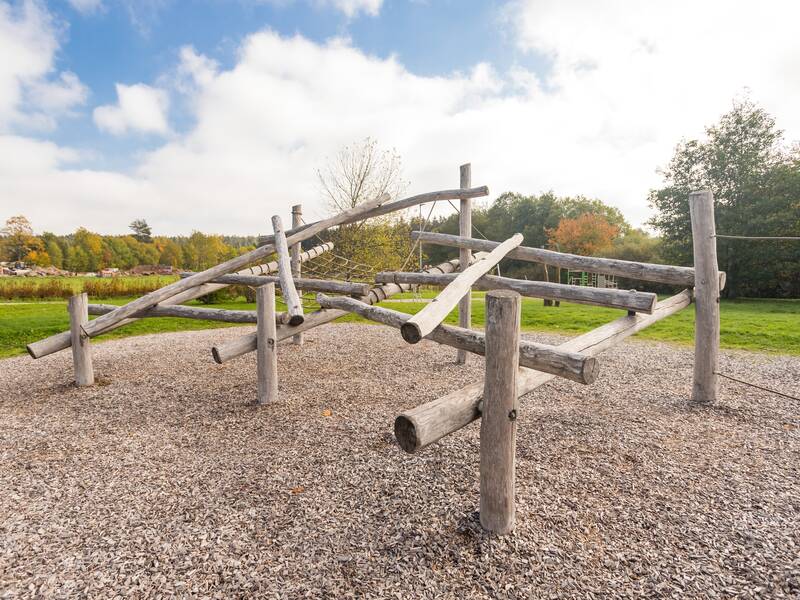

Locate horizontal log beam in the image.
[87,303,290,325]
[375,272,657,313]
[316,294,597,384]
[210,253,490,364]
[394,289,693,454]
[180,273,370,296]
[411,231,727,288]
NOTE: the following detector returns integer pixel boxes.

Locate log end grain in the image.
[288,314,305,327]
[394,415,418,454]
[400,322,423,344]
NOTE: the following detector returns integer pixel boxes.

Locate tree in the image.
[129,219,153,243]
[547,213,619,256]
[649,99,800,297]
[1,215,40,262]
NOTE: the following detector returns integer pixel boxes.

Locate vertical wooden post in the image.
[479,290,520,534]
[291,204,304,346]
[68,293,94,386]
[689,190,720,403]
[456,163,472,364]
[256,283,278,404]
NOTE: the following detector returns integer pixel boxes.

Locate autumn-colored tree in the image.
[547,213,620,256]
[1,215,42,262]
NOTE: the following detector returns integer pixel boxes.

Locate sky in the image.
[1,0,799,236]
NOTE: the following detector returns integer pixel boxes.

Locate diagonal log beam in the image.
[88,303,290,325]
[210,252,490,364]
[316,294,597,384]
[375,271,657,313]
[271,215,304,326]
[179,273,370,296]
[412,231,727,289]
[394,290,693,454]
[400,234,523,343]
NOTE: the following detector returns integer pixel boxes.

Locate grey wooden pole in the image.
[256,283,279,404]
[291,204,304,346]
[68,293,94,386]
[456,163,472,364]
[689,190,720,403]
[479,290,520,534]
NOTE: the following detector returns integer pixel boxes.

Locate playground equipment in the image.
[26,165,723,534]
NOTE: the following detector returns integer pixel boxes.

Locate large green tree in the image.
[649,100,800,298]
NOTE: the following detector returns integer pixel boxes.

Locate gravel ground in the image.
[1,324,798,599]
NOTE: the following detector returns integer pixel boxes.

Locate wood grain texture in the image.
[480,290,520,534]
[375,272,657,313]
[197,274,370,296]
[272,215,304,326]
[88,303,290,325]
[291,204,304,346]
[457,163,472,365]
[394,290,692,453]
[689,191,720,403]
[316,294,597,384]
[256,283,279,405]
[411,231,727,288]
[400,233,523,343]
[68,293,94,386]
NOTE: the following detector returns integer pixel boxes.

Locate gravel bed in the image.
[1,324,798,598]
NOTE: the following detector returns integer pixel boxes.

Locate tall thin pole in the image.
[456,163,472,364]
[291,204,304,345]
[256,283,279,404]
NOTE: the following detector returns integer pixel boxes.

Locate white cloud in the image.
[320,0,382,18]
[93,83,170,135]
[67,0,103,15]
[3,2,800,236]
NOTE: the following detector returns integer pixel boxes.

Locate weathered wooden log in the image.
[400,234,523,344]
[181,274,370,296]
[394,290,693,453]
[271,215,304,326]
[68,293,94,386]
[316,294,597,384]
[411,231,727,289]
[256,283,279,404]
[291,204,304,346]
[88,303,290,325]
[689,191,720,403]
[375,272,657,313]
[479,290,520,534]
[457,163,472,365]
[210,254,488,364]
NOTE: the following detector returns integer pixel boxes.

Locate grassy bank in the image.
[2,294,798,359]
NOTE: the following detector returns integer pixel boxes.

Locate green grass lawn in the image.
[2,294,798,359]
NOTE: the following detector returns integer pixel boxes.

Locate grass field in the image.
[2,293,798,359]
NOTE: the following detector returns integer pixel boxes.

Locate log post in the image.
[291,204,304,346]
[256,283,278,404]
[689,190,720,403]
[68,293,94,386]
[271,214,304,326]
[479,290,520,534]
[456,163,472,364]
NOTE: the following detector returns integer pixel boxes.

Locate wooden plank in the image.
[375,272,657,313]
[210,253,489,364]
[291,204,304,346]
[411,231,727,288]
[68,293,94,386]
[272,215,304,326]
[394,290,693,453]
[457,163,472,365]
[256,283,279,404]
[400,233,523,343]
[480,290,520,534]
[689,191,720,403]
[316,294,597,384]
[184,274,370,296]
[88,303,290,325]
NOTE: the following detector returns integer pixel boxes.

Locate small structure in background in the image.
[567,269,618,289]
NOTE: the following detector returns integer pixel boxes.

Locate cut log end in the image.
[211,346,223,364]
[400,322,423,344]
[582,357,600,384]
[394,415,418,453]
[26,344,38,359]
[288,314,305,327]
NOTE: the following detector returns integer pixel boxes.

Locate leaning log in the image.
[316,294,597,384]
[181,274,370,296]
[375,272,657,313]
[88,303,290,325]
[394,290,693,453]
[271,215,304,326]
[210,253,490,364]
[411,231,727,288]
[400,234,523,343]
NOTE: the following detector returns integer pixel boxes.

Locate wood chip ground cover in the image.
[1,324,798,598]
